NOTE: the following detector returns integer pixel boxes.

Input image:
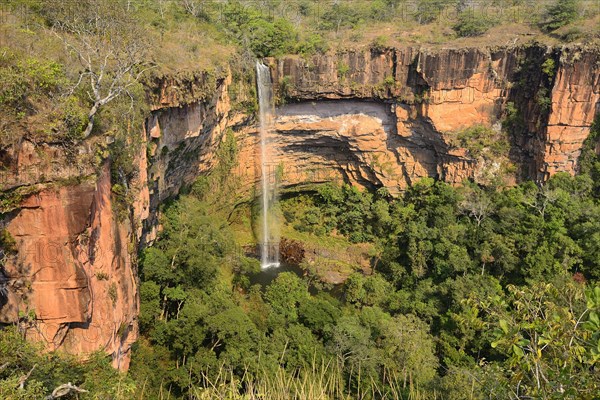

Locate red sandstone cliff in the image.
[267,45,599,184]
[1,165,138,369]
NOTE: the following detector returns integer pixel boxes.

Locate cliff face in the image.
[0,44,598,368]
[139,73,231,245]
[0,68,235,368]
[143,44,599,241]
[0,166,138,369]
[543,49,600,176]
[268,45,600,184]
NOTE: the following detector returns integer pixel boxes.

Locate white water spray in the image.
[256,61,279,269]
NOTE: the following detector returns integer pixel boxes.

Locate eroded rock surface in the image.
[269,45,600,181]
[1,166,137,369]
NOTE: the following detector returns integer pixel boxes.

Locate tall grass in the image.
[148,358,436,400]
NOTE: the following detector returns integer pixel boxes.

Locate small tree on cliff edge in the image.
[540,0,579,32]
[42,0,150,138]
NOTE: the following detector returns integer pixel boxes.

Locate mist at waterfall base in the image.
[256,61,280,270]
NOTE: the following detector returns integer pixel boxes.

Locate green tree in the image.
[453,10,497,37]
[541,0,579,32]
[265,272,309,323]
[480,280,600,398]
[379,313,439,386]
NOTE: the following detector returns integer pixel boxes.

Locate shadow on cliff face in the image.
[279,135,382,190]
[275,99,465,189]
[277,100,395,188]
[278,99,393,122]
[0,258,33,324]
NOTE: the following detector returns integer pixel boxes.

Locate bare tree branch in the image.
[45,0,151,138]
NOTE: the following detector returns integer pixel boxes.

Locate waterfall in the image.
[256,61,279,269]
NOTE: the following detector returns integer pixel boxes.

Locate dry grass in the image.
[147,21,235,73]
[299,4,599,51]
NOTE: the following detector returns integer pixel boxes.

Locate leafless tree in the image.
[523,185,560,219]
[44,0,150,138]
[460,188,493,227]
[181,0,204,18]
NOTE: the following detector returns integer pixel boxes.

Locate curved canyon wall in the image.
[267,45,599,182]
[0,44,598,367]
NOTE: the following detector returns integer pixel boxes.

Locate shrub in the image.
[0,51,65,109]
[95,272,109,281]
[108,283,118,304]
[0,229,17,254]
[337,62,350,79]
[370,35,389,52]
[536,87,552,111]
[561,27,585,41]
[417,0,455,24]
[455,124,509,158]
[278,76,294,102]
[453,10,497,37]
[246,18,297,57]
[320,3,362,31]
[541,58,556,78]
[540,0,579,32]
[296,33,328,56]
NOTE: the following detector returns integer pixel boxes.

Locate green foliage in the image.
[246,18,297,58]
[284,183,392,243]
[503,101,526,135]
[191,129,239,207]
[0,48,90,146]
[480,280,600,397]
[0,229,17,254]
[541,0,579,32]
[95,271,109,281]
[454,124,510,159]
[417,0,456,24]
[4,3,600,399]
[221,3,297,57]
[541,58,557,77]
[108,282,118,305]
[296,33,329,56]
[536,86,553,111]
[578,115,600,185]
[141,197,236,291]
[370,35,389,52]
[0,52,64,108]
[0,326,136,399]
[0,186,39,214]
[320,3,363,31]
[337,62,350,79]
[265,272,309,323]
[128,164,600,399]
[57,96,88,141]
[277,75,294,102]
[453,10,497,37]
[560,27,585,41]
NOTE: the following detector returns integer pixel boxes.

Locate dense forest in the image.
[124,119,600,398]
[1,0,600,399]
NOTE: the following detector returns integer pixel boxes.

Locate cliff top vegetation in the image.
[1,0,598,154]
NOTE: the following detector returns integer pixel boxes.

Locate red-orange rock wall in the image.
[1,165,138,369]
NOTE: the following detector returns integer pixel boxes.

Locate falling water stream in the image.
[256,61,279,269]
